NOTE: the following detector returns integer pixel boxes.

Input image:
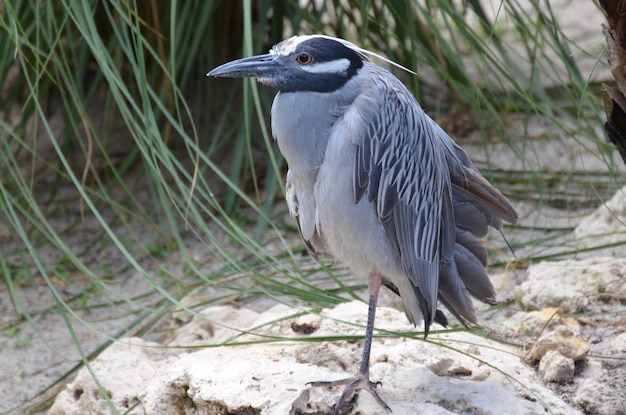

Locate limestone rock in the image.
[526,325,589,363]
[609,332,626,354]
[497,307,581,337]
[575,378,626,415]
[573,186,626,256]
[538,350,574,383]
[48,338,167,415]
[517,258,626,313]
[48,302,581,415]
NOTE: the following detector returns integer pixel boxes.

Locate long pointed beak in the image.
[207,53,278,78]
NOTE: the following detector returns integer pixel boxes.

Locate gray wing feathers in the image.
[454,200,490,238]
[354,85,447,326]
[438,262,477,326]
[389,202,442,328]
[352,74,517,332]
[452,166,517,228]
[437,187,477,326]
[455,229,488,266]
[433,122,518,228]
[455,242,496,303]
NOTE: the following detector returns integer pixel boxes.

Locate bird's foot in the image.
[308,373,391,414]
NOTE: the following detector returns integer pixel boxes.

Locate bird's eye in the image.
[296,53,313,65]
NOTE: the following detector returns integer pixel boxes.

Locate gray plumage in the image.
[274,58,516,329]
[208,34,518,413]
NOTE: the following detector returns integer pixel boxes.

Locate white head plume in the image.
[271,35,417,76]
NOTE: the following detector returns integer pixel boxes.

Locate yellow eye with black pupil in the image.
[296,53,313,65]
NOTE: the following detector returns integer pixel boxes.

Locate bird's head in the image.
[208,35,370,93]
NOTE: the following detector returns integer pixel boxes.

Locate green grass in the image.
[0,1,622,413]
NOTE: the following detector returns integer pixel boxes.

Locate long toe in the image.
[308,373,391,414]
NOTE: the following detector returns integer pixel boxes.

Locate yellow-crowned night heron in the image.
[208,35,518,413]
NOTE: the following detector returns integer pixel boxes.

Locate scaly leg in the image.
[308,268,391,414]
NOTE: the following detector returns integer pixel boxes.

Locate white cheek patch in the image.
[301,58,351,74]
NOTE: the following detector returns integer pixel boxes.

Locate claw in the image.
[309,373,391,414]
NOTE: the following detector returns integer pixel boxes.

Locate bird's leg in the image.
[308,268,391,414]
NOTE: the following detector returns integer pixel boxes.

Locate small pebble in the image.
[538,350,574,383]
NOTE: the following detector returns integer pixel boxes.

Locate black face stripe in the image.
[295,37,364,77]
[258,37,366,93]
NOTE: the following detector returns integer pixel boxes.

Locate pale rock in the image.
[573,186,626,256]
[608,332,626,355]
[429,358,473,377]
[538,350,574,383]
[48,302,582,415]
[576,358,605,379]
[163,304,263,348]
[526,325,589,363]
[246,303,316,338]
[48,338,167,415]
[290,312,323,335]
[139,345,340,415]
[497,307,581,336]
[575,378,626,415]
[517,258,626,313]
